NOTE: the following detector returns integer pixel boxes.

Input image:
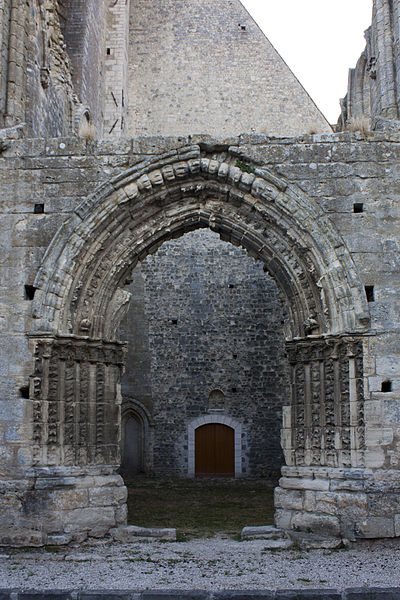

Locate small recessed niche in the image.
[231,387,237,393]
[365,285,375,302]
[34,203,44,214]
[106,47,111,55]
[232,353,238,359]
[24,285,36,300]
[19,386,29,399]
[208,389,226,411]
[171,318,178,325]
[228,284,235,289]
[381,380,392,393]
[353,203,364,213]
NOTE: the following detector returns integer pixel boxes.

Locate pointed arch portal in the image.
[27,145,370,541]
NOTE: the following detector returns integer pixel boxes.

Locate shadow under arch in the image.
[26,145,371,540]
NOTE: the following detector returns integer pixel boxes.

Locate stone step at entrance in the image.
[241,525,293,549]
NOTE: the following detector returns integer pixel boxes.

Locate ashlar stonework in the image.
[0,0,400,547]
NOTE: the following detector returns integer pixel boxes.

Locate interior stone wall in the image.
[119,229,289,479]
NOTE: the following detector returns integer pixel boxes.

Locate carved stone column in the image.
[275,336,371,543]
[0,334,129,547]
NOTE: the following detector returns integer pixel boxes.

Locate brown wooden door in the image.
[195,423,235,477]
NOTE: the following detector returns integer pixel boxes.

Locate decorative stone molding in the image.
[33,148,369,342]
[28,333,126,468]
[187,414,243,477]
[283,336,365,469]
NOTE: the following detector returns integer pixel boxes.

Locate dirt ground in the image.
[125,477,276,539]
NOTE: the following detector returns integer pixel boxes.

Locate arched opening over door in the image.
[121,412,143,477]
[29,146,370,541]
[120,399,153,478]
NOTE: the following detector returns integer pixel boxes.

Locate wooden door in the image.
[195,423,235,477]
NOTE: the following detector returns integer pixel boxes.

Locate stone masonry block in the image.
[275,592,341,600]
[142,592,209,600]
[291,512,341,537]
[345,588,400,600]
[79,593,138,600]
[19,593,74,600]
[357,517,395,539]
[274,487,304,511]
[215,593,274,600]
[279,477,330,492]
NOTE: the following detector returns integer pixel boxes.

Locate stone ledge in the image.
[2,590,400,600]
[110,526,177,542]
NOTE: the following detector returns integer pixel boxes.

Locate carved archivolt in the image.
[33,146,369,340]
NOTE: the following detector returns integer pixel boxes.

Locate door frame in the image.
[188,415,242,477]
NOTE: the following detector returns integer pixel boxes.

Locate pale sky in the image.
[240,0,373,124]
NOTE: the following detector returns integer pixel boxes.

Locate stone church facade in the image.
[1,0,400,546]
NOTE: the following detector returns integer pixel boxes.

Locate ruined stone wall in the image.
[339,0,400,130]
[0,133,398,477]
[24,0,76,137]
[0,133,399,542]
[119,229,289,478]
[60,0,108,135]
[127,0,331,137]
[0,0,120,137]
[103,0,130,137]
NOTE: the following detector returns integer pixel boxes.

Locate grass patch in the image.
[125,476,275,539]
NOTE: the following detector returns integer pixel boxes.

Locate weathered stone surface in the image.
[344,588,400,600]
[214,593,274,600]
[45,534,72,546]
[261,538,294,550]
[274,488,304,511]
[291,512,341,538]
[64,508,117,537]
[79,594,135,600]
[110,526,177,542]
[275,591,341,600]
[241,526,287,540]
[0,529,43,547]
[357,517,396,539]
[142,592,208,600]
[19,594,73,600]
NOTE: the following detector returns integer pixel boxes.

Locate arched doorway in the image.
[28,147,369,542]
[121,413,143,477]
[195,423,234,478]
